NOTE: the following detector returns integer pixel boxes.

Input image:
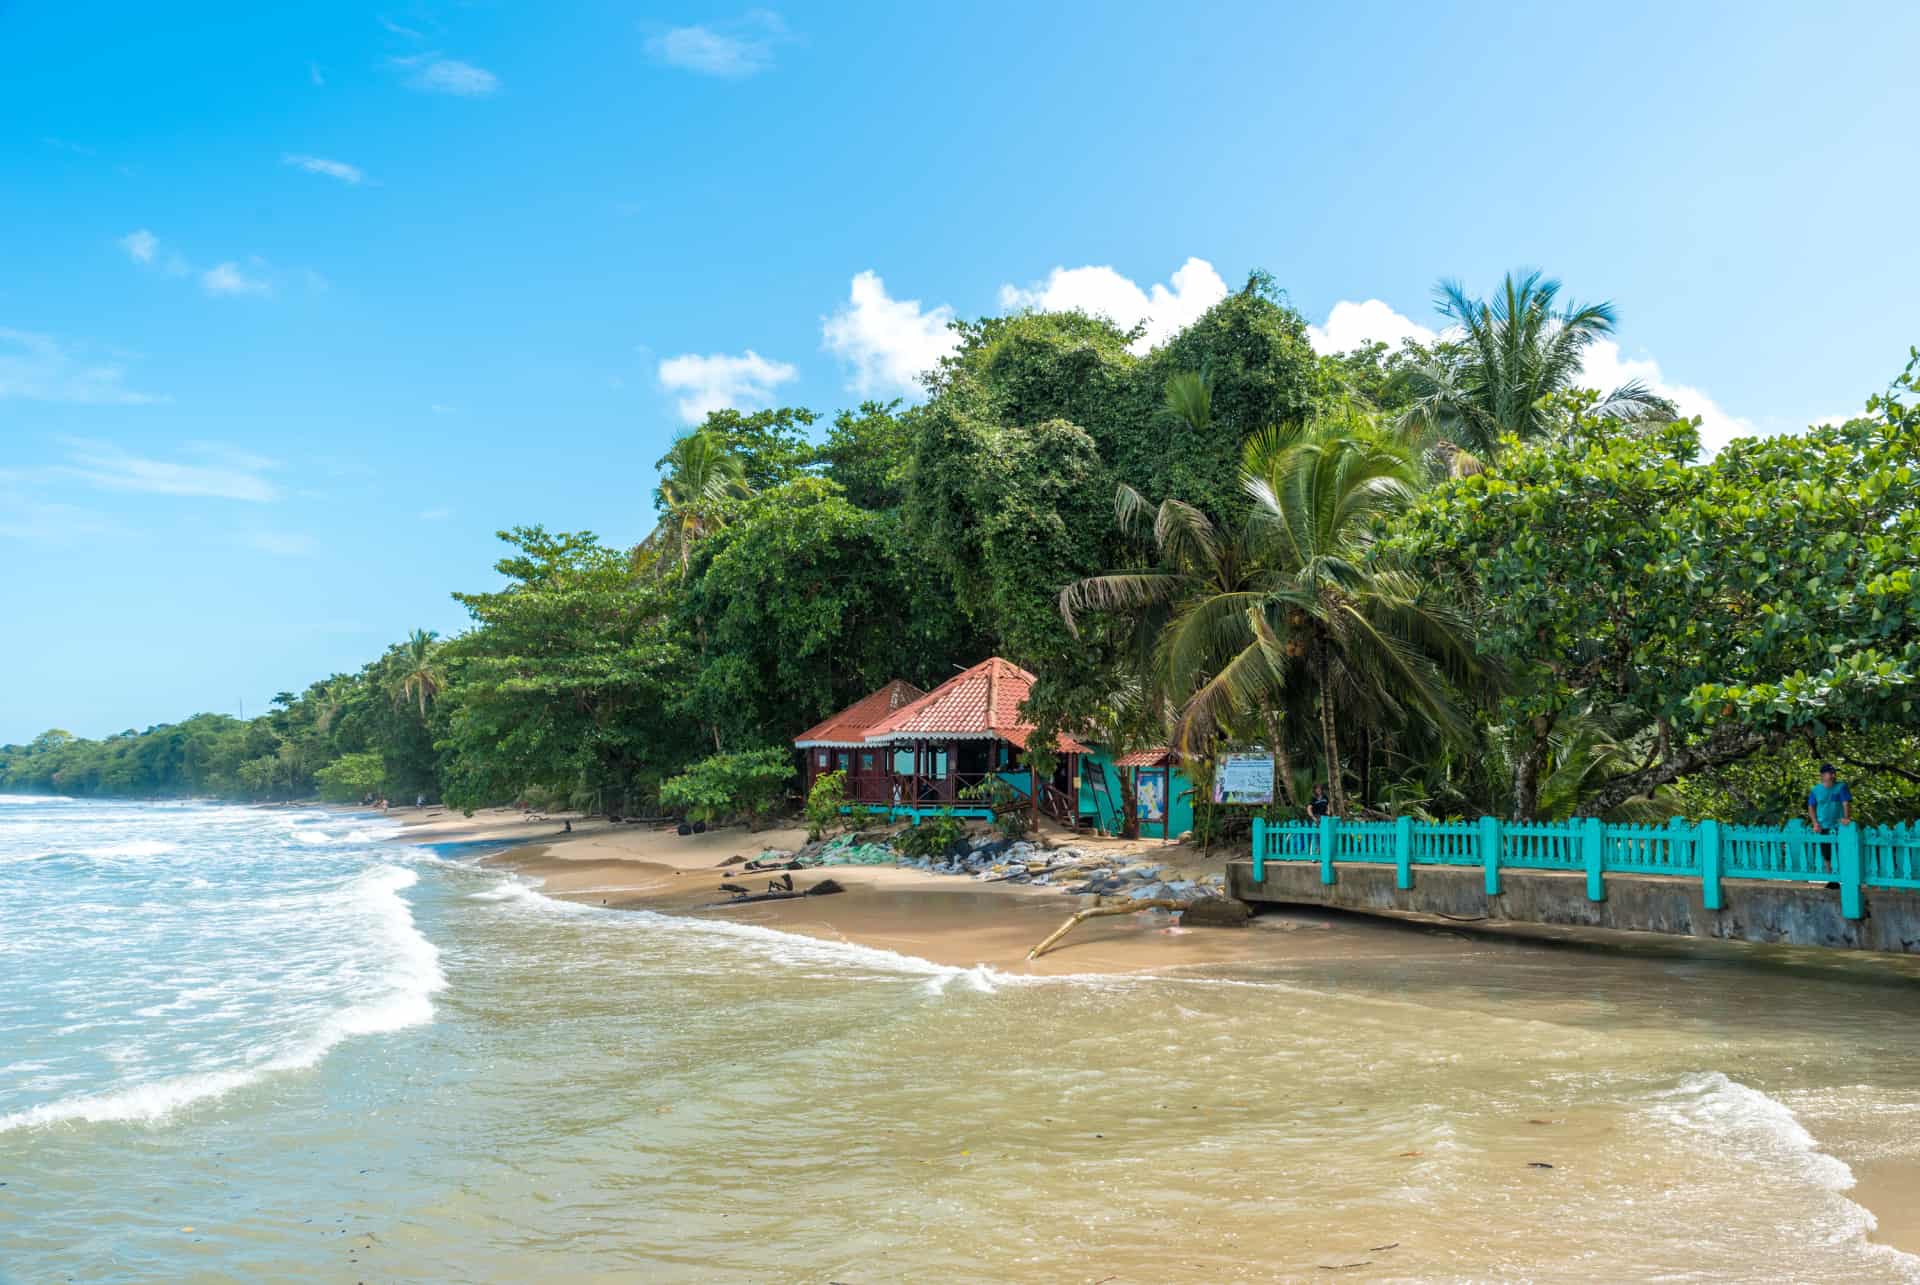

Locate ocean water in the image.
[4,796,1920,1283]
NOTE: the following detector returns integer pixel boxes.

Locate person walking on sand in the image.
[1807,763,1853,835]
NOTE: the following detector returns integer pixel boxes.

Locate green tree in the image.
[689,406,819,492]
[441,526,691,814]
[394,629,444,719]
[1401,270,1672,473]
[1394,354,1920,818]
[658,746,795,828]
[819,399,913,509]
[677,477,969,749]
[645,431,754,575]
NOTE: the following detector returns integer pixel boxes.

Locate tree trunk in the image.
[1028,899,1190,961]
[1511,715,1553,822]
[1357,725,1372,810]
[1316,643,1346,816]
[1118,766,1140,840]
[1581,723,1781,816]
[1263,711,1299,808]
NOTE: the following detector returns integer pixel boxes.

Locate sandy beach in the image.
[395,805,1499,975]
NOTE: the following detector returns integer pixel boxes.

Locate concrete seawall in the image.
[1227,860,1920,954]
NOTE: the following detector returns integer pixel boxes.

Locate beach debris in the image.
[1527,1161,1555,1169]
[1027,898,1191,961]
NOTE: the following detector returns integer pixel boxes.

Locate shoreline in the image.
[396,805,1443,975]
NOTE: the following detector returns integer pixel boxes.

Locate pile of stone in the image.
[782,830,1232,905]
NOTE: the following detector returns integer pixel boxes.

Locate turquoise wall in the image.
[1078,750,1194,839]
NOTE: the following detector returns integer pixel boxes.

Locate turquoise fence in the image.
[1251,816,1920,921]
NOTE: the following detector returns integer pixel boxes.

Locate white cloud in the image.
[202,262,271,297]
[657,349,797,423]
[379,16,426,39]
[997,256,1228,355]
[283,153,364,184]
[1306,298,1438,354]
[821,270,958,397]
[119,229,157,264]
[308,61,325,86]
[56,439,280,502]
[646,11,784,77]
[399,56,499,96]
[419,506,452,521]
[430,403,457,415]
[0,329,165,405]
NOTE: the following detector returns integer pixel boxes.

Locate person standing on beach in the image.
[1304,782,1332,853]
[1807,763,1853,834]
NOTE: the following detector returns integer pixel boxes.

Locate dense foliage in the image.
[7,276,1915,829]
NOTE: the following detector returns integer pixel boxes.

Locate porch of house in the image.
[824,736,1083,826]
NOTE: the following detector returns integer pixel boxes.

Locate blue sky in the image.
[3,2,1917,742]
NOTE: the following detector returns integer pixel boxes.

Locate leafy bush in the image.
[805,769,848,840]
[963,777,1030,840]
[894,809,966,859]
[659,747,795,828]
[315,751,386,802]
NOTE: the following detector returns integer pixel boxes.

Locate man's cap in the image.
[1820,763,1837,774]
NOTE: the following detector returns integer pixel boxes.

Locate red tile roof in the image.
[861,658,1088,753]
[792,679,926,747]
[1113,747,1174,768]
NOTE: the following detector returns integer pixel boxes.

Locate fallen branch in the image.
[1027,899,1189,961]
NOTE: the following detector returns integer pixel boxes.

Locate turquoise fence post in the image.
[1582,816,1605,902]
[1252,816,1267,884]
[1839,824,1864,920]
[1320,814,1337,885]
[1394,815,1413,891]
[1480,814,1501,897]
[1699,818,1723,911]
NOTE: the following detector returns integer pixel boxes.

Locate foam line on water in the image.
[1648,1071,1920,1275]
[0,864,445,1134]
[474,874,1045,992]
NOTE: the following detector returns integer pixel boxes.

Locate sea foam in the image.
[0,851,445,1134]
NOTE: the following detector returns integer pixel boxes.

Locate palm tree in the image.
[1065,416,1492,815]
[1401,270,1672,474]
[1061,476,1304,808]
[395,629,443,720]
[645,431,753,575]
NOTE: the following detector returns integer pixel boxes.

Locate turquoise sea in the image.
[5,795,1920,1282]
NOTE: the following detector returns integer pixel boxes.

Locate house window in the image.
[816,750,828,767]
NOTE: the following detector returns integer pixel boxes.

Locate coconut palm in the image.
[1061,474,1305,807]
[644,431,753,575]
[1401,270,1672,474]
[1066,415,1493,814]
[394,629,443,720]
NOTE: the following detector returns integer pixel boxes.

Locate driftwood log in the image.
[1027,899,1190,961]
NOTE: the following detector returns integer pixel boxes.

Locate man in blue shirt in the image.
[1806,764,1853,834]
